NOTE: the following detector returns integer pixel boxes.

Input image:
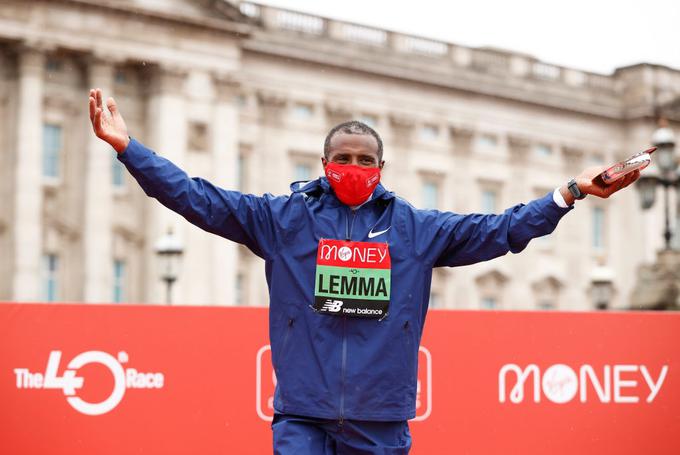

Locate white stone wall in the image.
[0,0,677,310]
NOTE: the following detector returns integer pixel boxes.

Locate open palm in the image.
[576,165,640,199]
[88,88,129,153]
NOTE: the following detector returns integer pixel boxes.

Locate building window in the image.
[477,270,506,310]
[45,57,62,72]
[589,153,605,165]
[113,260,125,303]
[359,114,377,127]
[481,189,498,214]
[593,207,605,250]
[532,277,562,312]
[537,300,556,310]
[294,163,312,181]
[423,181,439,209]
[595,301,608,311]
[535,144,552,157]
[420,124,439,141]
[477,133,497,149]
[42,254,59,302]
[292,103,313,120]
[114,69,128,84]
[112,151,125,188]
[43,124,62,179]
[481,297,497,310]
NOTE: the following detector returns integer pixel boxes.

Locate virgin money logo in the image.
[499,363,668,404]
[256,345,432,421]
[14,350,164,415]
[338,247,352,261]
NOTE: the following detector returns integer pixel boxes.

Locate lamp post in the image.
[635,119,678,249]
[155,227,184,305]
[630,119,680,310]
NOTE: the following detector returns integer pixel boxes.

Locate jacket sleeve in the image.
[117,138,281,259]
[414,192,573,267]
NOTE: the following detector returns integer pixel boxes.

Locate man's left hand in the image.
[559,166,641,205]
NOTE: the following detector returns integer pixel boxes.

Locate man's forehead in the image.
[329,133,379,155]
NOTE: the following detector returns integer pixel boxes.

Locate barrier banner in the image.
[1,303,679,454]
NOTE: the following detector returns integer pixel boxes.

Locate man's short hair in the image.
[324,120,383,161]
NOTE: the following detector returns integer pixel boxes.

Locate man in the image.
[88,88,639,454]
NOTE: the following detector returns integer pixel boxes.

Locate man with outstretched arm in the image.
[88,88,639,454]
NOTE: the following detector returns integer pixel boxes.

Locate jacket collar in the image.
[290,177,395,205]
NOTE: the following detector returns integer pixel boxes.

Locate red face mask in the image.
[325,162,381,206]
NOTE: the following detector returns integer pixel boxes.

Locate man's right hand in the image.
[89,88,130,153]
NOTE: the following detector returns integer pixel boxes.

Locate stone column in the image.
[12,47,45,301]
[386,113,415,198]
[210,73,240,306]
[449,125,474,212]
[257,89,288,194]
[506,134,531,202]
[0,49,13,299]
[82,57,114,302]
[144,65,188,304]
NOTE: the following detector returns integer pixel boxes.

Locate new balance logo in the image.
[368,227,390,239]
[322,300,343,312]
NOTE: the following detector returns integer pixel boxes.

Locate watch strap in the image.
[567,178,586,200]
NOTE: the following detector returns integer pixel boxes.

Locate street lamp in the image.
[635,119,678,250]
[155,227,184,305]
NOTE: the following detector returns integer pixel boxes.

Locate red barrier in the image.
[1,303,679,454]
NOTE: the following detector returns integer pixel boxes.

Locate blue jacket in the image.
[119,139,573,421]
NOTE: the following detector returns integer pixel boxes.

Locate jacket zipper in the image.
[340,208,356,425]
[345,208,357,241]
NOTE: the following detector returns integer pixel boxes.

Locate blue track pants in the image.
[272,413,412,454]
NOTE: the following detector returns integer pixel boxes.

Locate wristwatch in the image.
[567,178,586,200]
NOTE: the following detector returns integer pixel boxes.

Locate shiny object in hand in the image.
[600,147,656,184]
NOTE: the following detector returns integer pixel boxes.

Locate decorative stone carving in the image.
[475,269,509,288]
[213,71,242,103]
[386,112,415,144]
[43,95,80,116]
[532,276,563,293]
[324,100,353,126]
[629,250,680,310]
[144,64,189,95]
[388,112,415,130]
[449,125,474,155]
[507,134,531,162]
[187,121,209,152]
[257,89,287,124]
[561,145,585,172]
[17,44,46,75]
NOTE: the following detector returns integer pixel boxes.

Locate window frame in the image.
[42,253,59,302]
[42,123,63,184]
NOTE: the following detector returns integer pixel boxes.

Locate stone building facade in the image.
[0,0,678,309]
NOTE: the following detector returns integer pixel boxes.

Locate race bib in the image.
[313,239,391,319]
